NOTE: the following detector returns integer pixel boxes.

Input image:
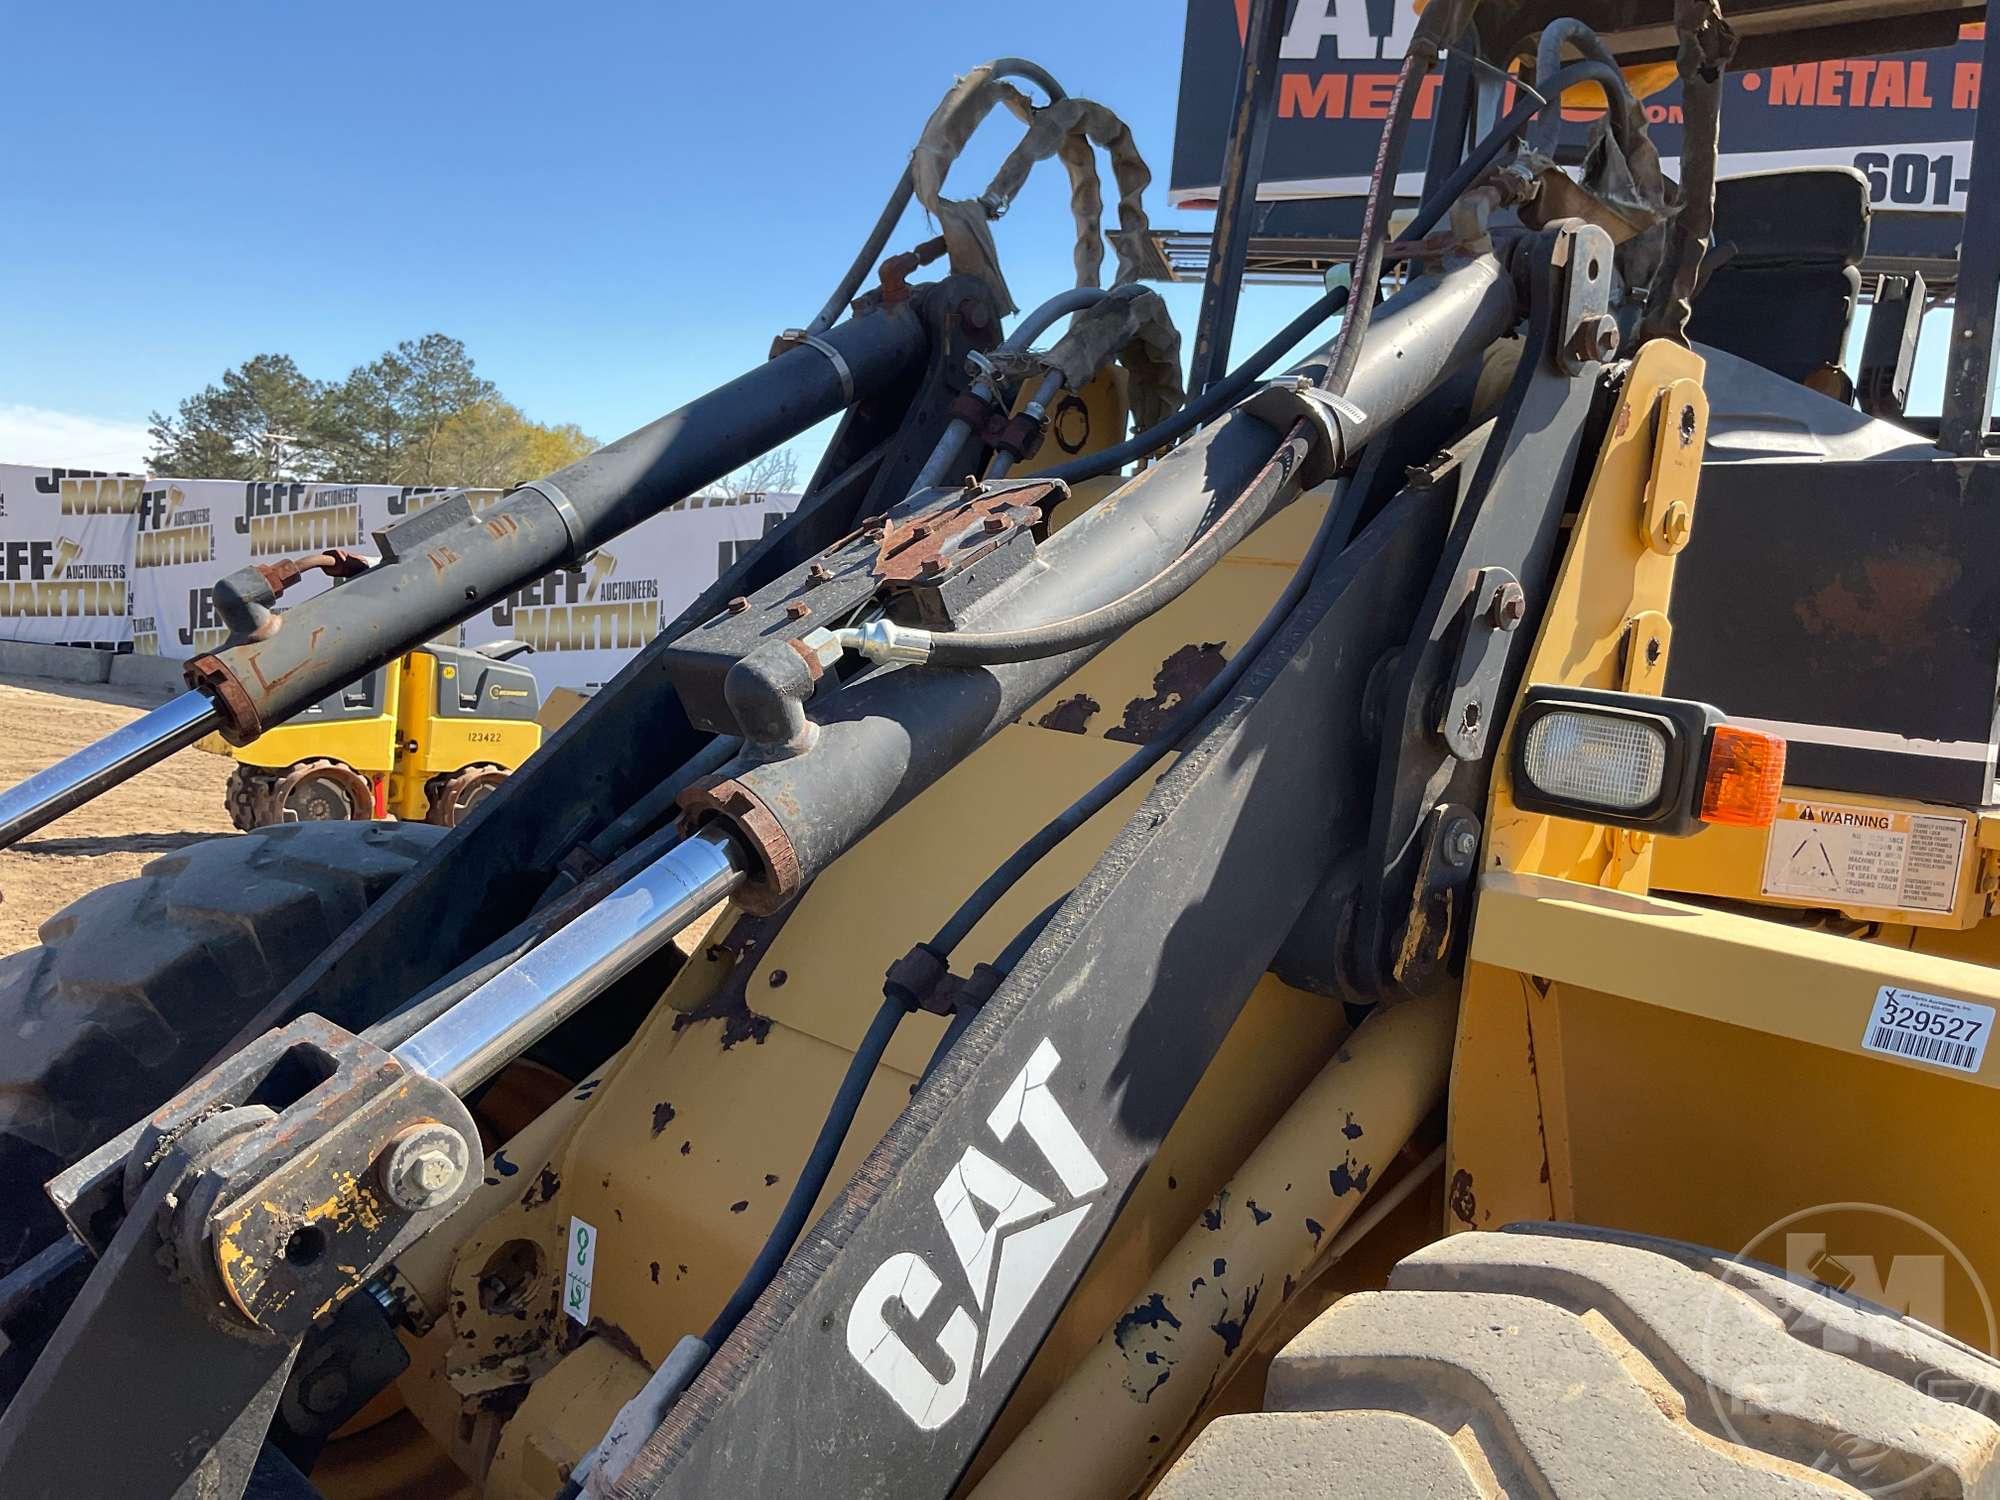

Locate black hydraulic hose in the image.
[1323,52,1433,396]
[804,57,1067,338]
[916,59,1618,674]
[698,991,907,1351]
[927,467,1361,959]
[1526,20,1635,157]
[1038,285,1349,486]
[921,889,1068,1079]
[922,419,1315,668]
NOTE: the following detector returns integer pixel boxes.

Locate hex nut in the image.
[378,1121,470,1212]
[1487,581,1528,631]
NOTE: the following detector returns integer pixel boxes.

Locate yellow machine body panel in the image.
[1457,339,2000,1355]
[409,478,1369,1493]
[386,649,542,821]
[229,670,401,780]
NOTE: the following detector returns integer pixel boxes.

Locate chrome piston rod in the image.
[0,690,220,849]
[393,824,750,1095]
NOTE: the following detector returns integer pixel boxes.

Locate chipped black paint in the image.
[729,1199,750,1214]
[681,1140,692,1155]
[1342,1113,1364,1140]
[1305,1216,1325,1247]
[1209,1278,1263,1357]
[651,1101,677,1137]
[1105,642,1228,744]
[1035,692,1101,734]
[1247,1200,1271,1225]
[1212,1257,1226,1277]
[1449,1168,1478,1227]
[491,1150,520,1178]
[672,911,785,1048]
[1113,1294,1183,1403]
[1201,1189,1227,1231]
[650,1261,660,1284]
[520,1165,561,1210]
[1190,1275,1206,1295]
[1329,1158,1372,1197]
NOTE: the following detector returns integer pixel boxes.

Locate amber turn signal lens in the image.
[1699,724,1785,827]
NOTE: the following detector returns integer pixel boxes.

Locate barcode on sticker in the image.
[1867,1026,1978,1071]
[1860,986,1994,1075]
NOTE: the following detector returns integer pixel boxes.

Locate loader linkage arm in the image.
[0,204,1635,1497]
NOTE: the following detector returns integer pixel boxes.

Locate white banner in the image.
[120,478,795,695]
[464,491,796,693]
[0,466,142,649]
[129,483,504,659]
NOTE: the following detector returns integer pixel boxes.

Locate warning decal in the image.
[1761,799,1967,913]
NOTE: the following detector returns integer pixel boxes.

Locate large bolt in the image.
[1487,580,1527,631]
[1566,314,1620,367]
[1444,817,1480,868]
[1660,501,1693,548]
[378,1121,470,1212]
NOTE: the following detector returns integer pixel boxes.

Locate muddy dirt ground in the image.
[0,674,234,954]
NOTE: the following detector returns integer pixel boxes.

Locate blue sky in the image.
[0,2,1958,474]
[0,2,1336,475]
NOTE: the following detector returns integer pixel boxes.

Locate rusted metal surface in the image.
[875,234,948,309]
[185,651,265,742]
[677,774,800,914]
[870,479,1056,588]
[270,756,376,824]
[1104,642,1227,744]
[424,763,510,828]
[669,910,792,1049]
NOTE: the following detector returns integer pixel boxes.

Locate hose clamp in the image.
[517,478,585,560]
[778,330,856,405]
[1240,376,1368,488]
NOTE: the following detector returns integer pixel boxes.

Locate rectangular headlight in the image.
[1511,687,1785,836]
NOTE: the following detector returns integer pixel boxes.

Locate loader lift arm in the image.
[0,0,1881,1489]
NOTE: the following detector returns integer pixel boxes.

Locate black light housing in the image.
[1510,686,1727,837]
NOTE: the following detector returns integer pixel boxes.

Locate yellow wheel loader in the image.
[3,1,2000,1496]
[219,643,543,830]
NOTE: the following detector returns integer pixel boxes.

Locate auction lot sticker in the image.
[1862,985,1993,1074]
[1761,799,1967,913]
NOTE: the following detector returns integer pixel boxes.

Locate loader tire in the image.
[0,820,446,1278]
[1155,1223,2000,1499]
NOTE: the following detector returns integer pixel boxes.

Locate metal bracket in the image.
[1241,375,1368,487]
[1391,803,1482,994]
[1348,223,1606,1002]
[1435,565,1523,760]
[371,490,475,563]
[1554,221,1616,376]
[1640,378,1705,554]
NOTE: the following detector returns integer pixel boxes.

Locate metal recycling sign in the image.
[1170,0,1987,217]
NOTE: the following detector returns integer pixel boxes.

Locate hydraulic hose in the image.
[920,420,1314,668]
[908,60,1649,946]
[1038,285,1349,486]
[698,991,907,1351]
[1526,20,1638,157]
[866,60,1620,675]
[804,58,1067,338]
[1322,51,1433,396]
[913,286,1110,490]
[927,462,1361,958]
